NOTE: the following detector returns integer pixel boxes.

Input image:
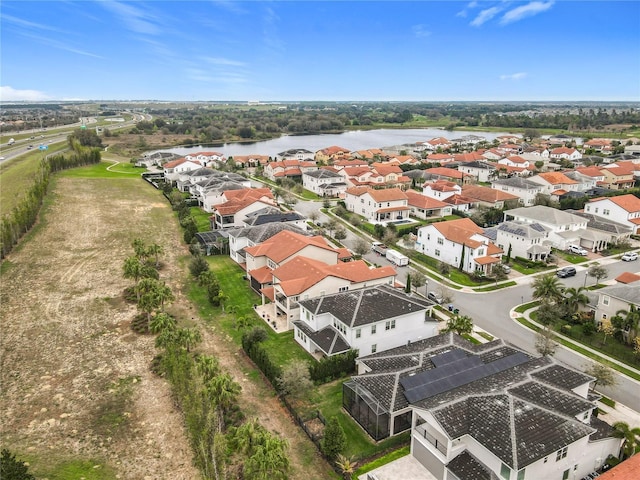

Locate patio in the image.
[358,454,437,480]
[254,303,289,332]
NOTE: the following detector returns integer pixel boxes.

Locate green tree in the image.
[585,363,617,392]
[505,243,512,264]
[325,218,338,237]
[206,372,242,424]
[612,422,640,459]
[615,304,640,344]
[334,227,347,242]
[562,287,589,317]
[536,302,561,326]
[149,312,176,334]
[459,243,466,271]
[442,314,474,336]
[243,434,290,480]
[588,263,608,286]
[132,238,148,260]
[532,273,564,303]
[405,272,412,293]
[0,449,35,480]
[123,256,145,286]
[599,318,615,344]
[190,255,210,278]
[321,417,347,461]
[146,243,164,268]
[535,325,558,357]
[408,270,426,294]
[335,454,358,480]
[351,238,369,257]
[277,362,314,399]
[136,278,164,325]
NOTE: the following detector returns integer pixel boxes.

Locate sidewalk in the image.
[513,305,640,428]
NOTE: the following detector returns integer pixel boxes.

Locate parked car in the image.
[568,245,588,256]
[621,252,638,262]
[501,264,511,274]
[557,266,577,278]
[427,291,444,304]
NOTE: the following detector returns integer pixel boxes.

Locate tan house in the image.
[461,184,519,209]
[210,188,276,230]
[315,145,350,163]
[598,162,637,190]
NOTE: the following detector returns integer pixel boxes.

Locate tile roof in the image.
[535,172,578,185]
[272,257,396,296]
[505,205,588,226]
[293,321,351,356]
[597,452,640,480]
[244,230,337,263]
[227,222,309,243]
[615,272,640,284]
[406,190,449,209]
[345,187,408,202]
[426,167,467,179]
[595,194,640,213]
[447,451,492,480]
[462,185,519,203]
[431,218,486,247]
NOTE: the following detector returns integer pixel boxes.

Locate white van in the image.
[568,245,587,256]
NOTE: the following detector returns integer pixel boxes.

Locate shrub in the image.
[309,350,357,383]
[320,417,346,460]
[189,255,209,278]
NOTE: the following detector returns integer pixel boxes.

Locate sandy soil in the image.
[0,175,333,479]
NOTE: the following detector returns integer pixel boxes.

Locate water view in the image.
[151,128,517,158]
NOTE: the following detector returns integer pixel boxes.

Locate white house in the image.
[416,218,503,275]
[423,180,461,201]
[488,220,552,262]
[343,333,621,480]
[549,146,582,161]
[302,168,348,197]
[528,172,581,196]
[491,177,545,206]
[163,158,201,184]
[210,188,276,230]
[227,223,309,266]
[406,190,452,220]
[503,206,592,251]
[584,194,640,234]
[344,187,410,225]
[293,285,438,357]
[457,161,497,183]
[259,256,397,328]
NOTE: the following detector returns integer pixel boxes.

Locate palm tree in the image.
[123,256,144,285]
[532,273,564,303]
[195,354,220,382]
[175,327,203,353]
[146,243,164,268]
[562,286,589,316]
[132,238,148,260]
[154,281,174,312]
[149,312,176,334]
[335,454,358,480]
[612,421,640,459]
[615,304,640,344]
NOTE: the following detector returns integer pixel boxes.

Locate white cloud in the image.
[19,32,104,58]
[0,86,51,101]
[412,24,431,38]
[201,56,246,67]
[98,0,162,35]
[500,72,528,81]
[1,13,68,33]
[470,6,502,27]
[500,1,554,25]
[457,1,478,18]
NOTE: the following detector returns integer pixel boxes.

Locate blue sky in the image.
[1,1,639,102]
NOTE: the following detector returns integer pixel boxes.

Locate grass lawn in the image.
[302,380,410,460]
[0,143,68,216]
[21,454,117,480]
[555,251,589,264]
[509,259,554,275]
[59,161,146,179]
[473,281,517,292]
[190,206,212,232]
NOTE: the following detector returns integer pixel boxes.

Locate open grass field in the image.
[1,168,335,479]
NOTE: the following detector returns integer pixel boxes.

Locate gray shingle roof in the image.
[447,451,495,480]
[298,285,434,328]
[227,223,308,243]
[492,178,542,190]
[595,283,640,306]
[304,169,343,179]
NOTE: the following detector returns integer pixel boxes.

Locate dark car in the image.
[557,266,577,278]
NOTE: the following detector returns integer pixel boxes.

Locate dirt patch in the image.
[0,175,333,479]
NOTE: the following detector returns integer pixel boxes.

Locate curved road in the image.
[289,197,640,411]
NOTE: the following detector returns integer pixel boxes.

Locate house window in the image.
[543,456,548,464]
[355,328,361,339]
[602,295,610,306]
[385,320,396,330]
[437,237,444,245]
[517,469,525,480]
[562,469,570,480]
[603,209,610,215]
[371,344,377,353]
[435,249,441,257]
[500,463,510,480]
[339,286,349,292]
[583,411,589,420]
[371,325,377,334]
[556,446,568,461]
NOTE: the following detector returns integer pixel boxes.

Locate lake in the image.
[150,128,518,158]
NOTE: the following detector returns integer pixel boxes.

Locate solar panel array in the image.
[401,350,530,404]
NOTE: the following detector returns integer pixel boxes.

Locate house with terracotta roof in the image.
[344,187,410,225]
[405,190,452,220]
[423,180,461,201]
[343,333,621,479]
[387,154,420,166]
[569,166,607,191]
[210,188,276,230]
[584,138,613,154]
[614,271,640,285]
[230,154,271,168]
[598,162,637,190]
[314,145,350,163]
[423,167,473,185]
[332,158,369,170]
[163,157,202,184]
[370,163,412,189]
[461,185,519,209]
[598,455,640,480]
[584,194,640,234]
[426,153,456,164]
[259,256,396,329]
[423,137,453,151]
[549,146,582,161]
[293,285,438,358]
[529,172,581,197]
[416,218,503,275]
[227,223,309,266]
[263,159,318,181]
[302,168,348,197]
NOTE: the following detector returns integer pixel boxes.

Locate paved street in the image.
[289,196,640,411]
